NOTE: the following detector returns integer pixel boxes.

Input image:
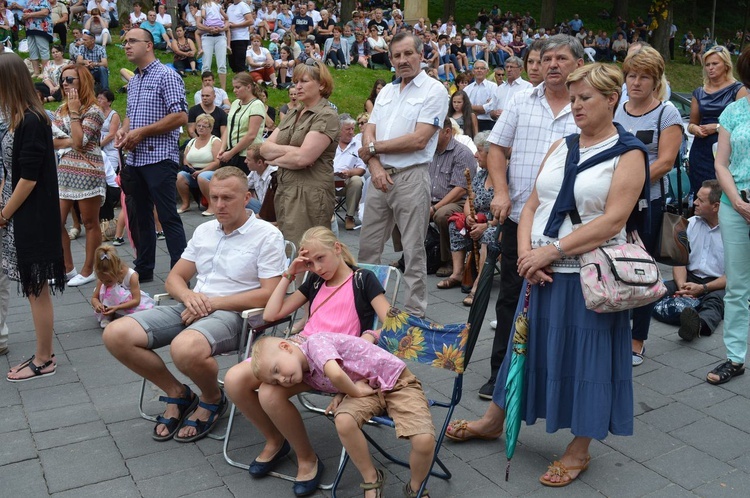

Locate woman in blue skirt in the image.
[445,64,648,487]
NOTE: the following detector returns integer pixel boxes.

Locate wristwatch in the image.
[703,283,709,294]
[368,141,376,155]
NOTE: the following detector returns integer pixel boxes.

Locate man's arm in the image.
[433,186,466,211]
[98,55,108,68]
[487,143,512,222]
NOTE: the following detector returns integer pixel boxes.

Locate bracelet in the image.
[553,240,566,258]
[282,271,295,281]
[703,283,709,294]
[0,209,10,223]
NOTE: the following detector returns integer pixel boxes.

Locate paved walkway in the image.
[0,210,746,497]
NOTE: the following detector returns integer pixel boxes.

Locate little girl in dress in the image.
[91,245,155,328]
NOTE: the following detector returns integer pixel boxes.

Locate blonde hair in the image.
[94,245,124,284]
[299,226,355,266]
[702,46,736,87]
[292,60,334,98]
[246,142,263,161]
[212,165,247,184]
[566,63,623,111]
[622,46,666,101]
[356,112,370,123]
[195,112,215,128]
[250,336,281,379]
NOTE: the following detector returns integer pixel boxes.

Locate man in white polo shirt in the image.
[358,32,449,316]
[333,113,367,230]
[465,60,497,132]
[489,56,532,119]
[102,167,285,442]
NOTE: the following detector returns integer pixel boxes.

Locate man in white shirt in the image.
[463,29,485,63]
[480,35,583,399]
[103,167,285,442]
[306,1,321,25]
[489,56,532,119]
[155,3,171,29]
[227,0,253,73]
[662,180,725,341]
[358,32,449,316]
[193,71,231,111]
[333,114,367,230]
[464,60,497,132]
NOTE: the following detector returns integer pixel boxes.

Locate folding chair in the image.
[221,263,402,489]
[330,307,482,498]
[137,240,297,441]
[333,176,348,224]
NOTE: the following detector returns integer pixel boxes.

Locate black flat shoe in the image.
[249,440,291,477]
[293,458,324,497]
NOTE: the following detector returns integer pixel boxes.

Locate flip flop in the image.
[436,277,461,290]
[444,419,501,442]
[539,456,591,487]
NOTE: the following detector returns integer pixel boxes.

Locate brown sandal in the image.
[436,277,461,289]
[444,419,502,442]
[539,456,591,487]
[360,468,386,497]
[462,292,475,307]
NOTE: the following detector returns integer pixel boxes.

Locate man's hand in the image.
[357,143,373,164]
[181,290,213,318]
[676,282,705,298]
[490,191,512,222]
[368,162,393,193]
[116,128,145,151]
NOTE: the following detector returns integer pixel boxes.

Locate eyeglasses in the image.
[123,38,150,46]
[195,123,211,129]
[63,76,79,84]
[496,72,505,76]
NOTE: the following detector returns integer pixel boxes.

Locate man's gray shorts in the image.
[130,304,244,355]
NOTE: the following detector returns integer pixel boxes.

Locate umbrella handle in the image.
[521,283,531,313]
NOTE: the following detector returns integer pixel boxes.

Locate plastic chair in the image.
[137,240,297,441]
[330,307,482,497]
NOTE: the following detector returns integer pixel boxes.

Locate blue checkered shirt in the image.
[125,60,188,167]
[77,44,107,63]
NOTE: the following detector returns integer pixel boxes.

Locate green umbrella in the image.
[504,283,531,481]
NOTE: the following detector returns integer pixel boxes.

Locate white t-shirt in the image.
[227,1,252,40]
[246,46,271,70]
[193,86,229,108]
[156,13,172,28]
[129,11,146,25]
[87,0,108,14]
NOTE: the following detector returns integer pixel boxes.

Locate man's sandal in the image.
[539,456,591,487]
[173,389,228,443]
[707,360,745,385]
[360,468,386,498]
[444,419,502,442]
[152,384,199,441]
[6,355,56,382]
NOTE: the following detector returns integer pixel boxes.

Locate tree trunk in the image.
[540,0,557,29]
[612,0,629,20]
[340,0,356,25]
[443,0,456,20]
[651,4,673,62]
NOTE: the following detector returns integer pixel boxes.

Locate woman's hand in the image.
[217,150,232,163]
[691,123,708,138]
[67,88,81,114]
[734,198,750,224]
[517,245,556,285]
[468,222,486,241]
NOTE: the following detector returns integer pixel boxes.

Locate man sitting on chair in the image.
[102,166,286,443]
[333,113,366,230]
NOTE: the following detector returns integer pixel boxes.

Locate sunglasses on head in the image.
[63,76,78,84]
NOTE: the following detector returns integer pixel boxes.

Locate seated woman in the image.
[246,34,277,87]
[275,45,295,89]
[177,113,222,214]
[171,25,198,76]
[350,30,370,68]
[323,25,349,69]
[438,131,497,307]
[223,227,390,496]
[445,64,648,488]
[367,25,391,70]
[84,8,111,47]
[36,44,69,103]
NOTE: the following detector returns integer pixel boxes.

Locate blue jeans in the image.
[177,169,213,189]
[719,202,750,363]
[91,65,109,90]
[128,160,187,275]
[246,197,261,214]
[631,197,664,342]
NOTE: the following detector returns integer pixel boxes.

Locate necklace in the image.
[626,97,657,117]
[580,131,617,149]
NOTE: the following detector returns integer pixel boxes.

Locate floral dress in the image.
[53,105,106,202]
[1,128,19,281]
[96,267,155,324]
[448,167,497,251]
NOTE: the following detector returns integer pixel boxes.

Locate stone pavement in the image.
[1,209,749,498]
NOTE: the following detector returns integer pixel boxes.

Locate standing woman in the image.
[0,52,66,382]
[96,89,121,226]
[261,59,338,246]
[196,0,229,90]
[707,47,750,385]
[614,46,682,366]
[688,46,748,195]
[53,63,105,287]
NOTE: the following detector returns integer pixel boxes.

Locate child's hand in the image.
[288,250,311,275]
[354,379,376,397]
[92,299,106,313]
[324,393,345,415]
[102,305,118,315]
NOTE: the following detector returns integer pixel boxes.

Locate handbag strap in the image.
[309,271,355,319]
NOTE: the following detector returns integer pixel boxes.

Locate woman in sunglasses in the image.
[260,59,338,247]
[0,52,66,380]
[52,64,106,288]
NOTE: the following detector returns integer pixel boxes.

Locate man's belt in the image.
[382,162,428,176]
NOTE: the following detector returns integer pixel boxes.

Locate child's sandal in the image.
[404,482,430,498]
[360,468,386,498]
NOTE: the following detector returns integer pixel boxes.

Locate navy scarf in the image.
[543,123,649,238]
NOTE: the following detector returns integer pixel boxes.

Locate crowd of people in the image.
[2,1,750,495]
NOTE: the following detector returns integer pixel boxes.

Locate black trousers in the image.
[664,274,725,334]
[229,39,249,73]
[126,160,187,275]
[491,219,524,380]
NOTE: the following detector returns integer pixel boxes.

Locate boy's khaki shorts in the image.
[335,367,435,439]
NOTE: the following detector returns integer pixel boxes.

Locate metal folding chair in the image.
[330,307,482,497]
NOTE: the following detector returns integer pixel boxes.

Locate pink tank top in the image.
[300,277,361,338]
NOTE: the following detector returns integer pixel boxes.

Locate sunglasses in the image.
[357,121,367,126]
[63,76,79,84]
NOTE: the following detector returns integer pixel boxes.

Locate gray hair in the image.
[390,32,423,57]
[338,113,355,126]
[474,131,491,151]
[540,34,584,61]
[504,56,523,68]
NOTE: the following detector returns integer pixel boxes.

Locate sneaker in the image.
[112,237,125,246]
[632,346,645,367]
[678,308,701,342]
[68,227,80,240]
[490,320,497,329]
[156,231,166,240]
[478,379,495,400]
[68,273,96,287]
[99,317,111,329]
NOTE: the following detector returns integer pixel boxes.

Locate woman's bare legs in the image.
[446,400,505,438]
[540,436,592,485]
[8,282,55,379]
